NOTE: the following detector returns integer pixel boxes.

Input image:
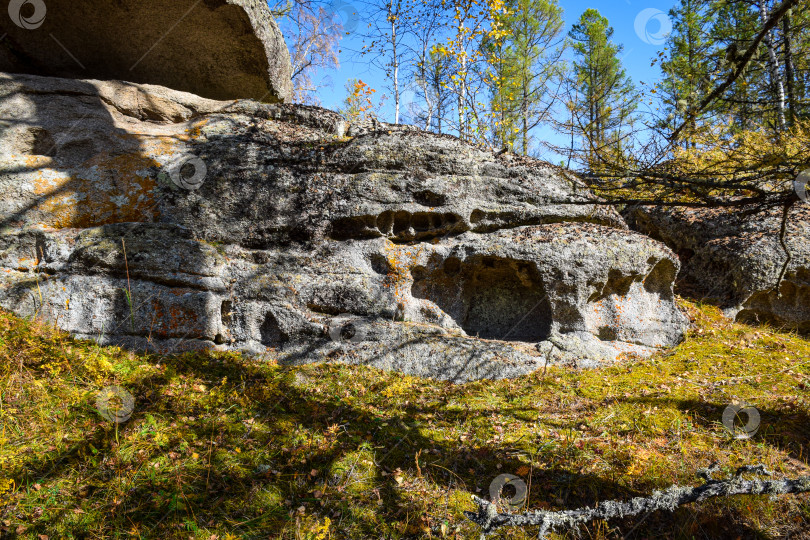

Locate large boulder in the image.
[0,0,292,102]
[626,205,810,333]
[0,72,688,381]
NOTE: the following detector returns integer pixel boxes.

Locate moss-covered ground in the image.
[1,300,809,539]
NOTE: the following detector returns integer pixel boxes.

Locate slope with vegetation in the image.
[1,301,808,538]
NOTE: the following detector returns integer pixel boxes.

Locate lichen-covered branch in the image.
[464,464,810,539]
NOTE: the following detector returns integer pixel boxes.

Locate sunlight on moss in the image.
[330,448,379,497]
[0,301,808,537]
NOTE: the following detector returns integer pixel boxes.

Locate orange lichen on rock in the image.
[30,152,166,229]
[382,241,424,304]
[181,118,210,141]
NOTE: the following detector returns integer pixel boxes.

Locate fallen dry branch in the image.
[464,464,810,539]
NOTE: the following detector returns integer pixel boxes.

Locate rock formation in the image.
[0,0,292,102]
[0,72,688,381]
[626,205,810,334]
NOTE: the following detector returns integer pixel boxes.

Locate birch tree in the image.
[434,0,508,141]
[759,0,788,131]
[279,1,342,105]
[356,0,411,123]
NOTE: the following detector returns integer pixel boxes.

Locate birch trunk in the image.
[759,0,787,131]
[782,9,796,125]
[390,2,400,125]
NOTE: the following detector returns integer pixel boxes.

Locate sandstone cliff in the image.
[0,73,688,381]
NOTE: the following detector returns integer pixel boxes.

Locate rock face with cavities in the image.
[0,72,688,381]
[625,205,810,334]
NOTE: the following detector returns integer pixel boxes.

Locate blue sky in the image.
[289,0,678,159]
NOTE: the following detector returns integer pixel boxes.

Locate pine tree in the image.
[484,0,565,154]
[790,6,810,121]
[568,9,637,171]
[658,0,714,147]
[708,0,760,132]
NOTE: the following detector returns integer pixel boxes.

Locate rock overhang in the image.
[0,0,292,102]
[626,204,810,334]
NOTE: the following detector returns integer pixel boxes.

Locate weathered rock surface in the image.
[0,0,292,102]
[0,72,688,381]
[626,205,810,333]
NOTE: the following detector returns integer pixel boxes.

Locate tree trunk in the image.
[459,54,467,140]
[521,81,528,155]
[420,43,434,131]
[465,464,810,539]
[782,9,796,125]
[390,2,400,125]
[759,0,787,132]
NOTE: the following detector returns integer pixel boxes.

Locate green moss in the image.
[0,301,809,538]
[329,448,379,496]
